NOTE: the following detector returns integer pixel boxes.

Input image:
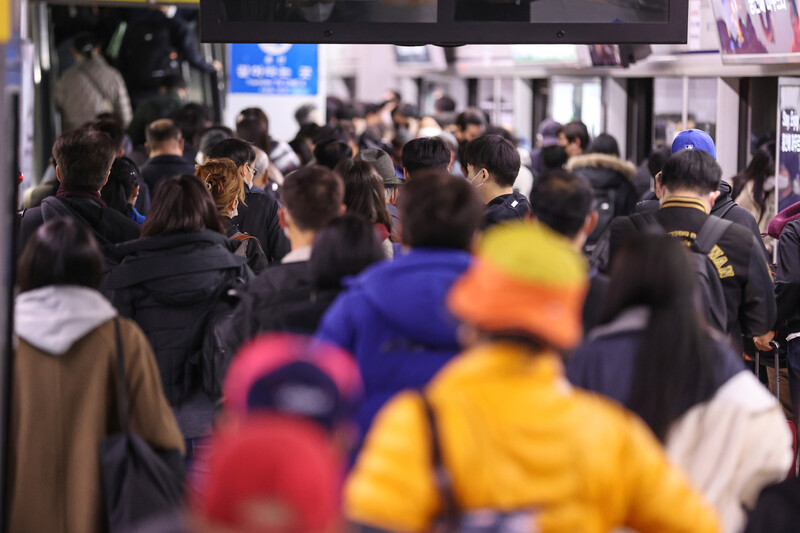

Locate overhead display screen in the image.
[201,0,688,44]
[711,0,800,61]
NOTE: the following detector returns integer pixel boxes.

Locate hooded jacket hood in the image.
[711,181,733,216]
[15,286,117,355]
[349,248,471,347]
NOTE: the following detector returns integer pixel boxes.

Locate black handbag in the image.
[99,318,185,532]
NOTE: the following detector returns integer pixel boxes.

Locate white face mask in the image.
[764,175,790,192]
[469,168,485,189]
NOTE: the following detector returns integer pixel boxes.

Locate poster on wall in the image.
[229,43,318,96]
[775,77,800,259]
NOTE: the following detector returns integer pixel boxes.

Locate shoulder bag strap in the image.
[77,62,111,104]
[694,216,733,255]
[113,318,129,434]
[420,393,459,529]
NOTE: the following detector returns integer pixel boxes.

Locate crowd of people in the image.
[10,76,800,533]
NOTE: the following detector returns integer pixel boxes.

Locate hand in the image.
[754,331,776,351]
[211,60,223,72]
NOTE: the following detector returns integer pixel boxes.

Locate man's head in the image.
[558,121,590,158]
[402,137,451,178]
[398,170,482,251]
[205,138,257,186]
[86,117,125,156]
[671,129,716,159]
[145,119,184,157]
[71,32,98,60]
[657,149,722,206]
[52,127,116,191]
[280,165,345,234]
[461,134,521,201]
[537,119,561,148]
[455,108,486,143]
[314,139,353,170]
[530,170,597,250]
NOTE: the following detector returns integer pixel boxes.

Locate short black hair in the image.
[52,127,116,190]
[398,170,482,251]
[295,104,318,125]
[455,108,486,131]
[587,133,619,158]
[102,156,140,215]
[530,170,594,239]
[86,117,125,154]
[647,147,671,178]
[402,137,450,174]
[461,134,521,187]
[311,215,384,291]
[435,95,456,113]
[18,218,102,292]
[145,119,182,148]
[660,149,722,194]
[205,138,256,167]
[559,121,590,151]
[281,166,345,232]
[172,103,210,148]
[161,74,187,91]
[314,139,353,170]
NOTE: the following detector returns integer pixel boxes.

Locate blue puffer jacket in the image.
[315,248,471,443]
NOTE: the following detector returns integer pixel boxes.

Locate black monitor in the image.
[201,0,689,45]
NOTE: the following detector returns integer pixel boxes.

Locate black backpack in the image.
[585,187,618,254]
[629,213,731,333]
[119,17,178,91]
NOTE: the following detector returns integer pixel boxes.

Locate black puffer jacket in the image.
[231,185,290,264]
[105,230,250,408]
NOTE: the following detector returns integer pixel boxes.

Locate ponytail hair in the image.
[195,158,245,216]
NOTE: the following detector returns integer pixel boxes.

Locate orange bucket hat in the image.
[447,221,588,349]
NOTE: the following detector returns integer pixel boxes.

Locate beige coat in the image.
[8,310,184,533]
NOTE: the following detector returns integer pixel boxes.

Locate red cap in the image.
[192,415,341,533]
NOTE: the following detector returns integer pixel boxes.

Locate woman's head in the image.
[334,159,392,232]
[102,157,140,215]
[196,158,245,217]
[739,144,775,218]
[142,175,224,237]
[600,235,720,442]
[18,218,103,292]
[311,215,385,291]
[235,117,270,154]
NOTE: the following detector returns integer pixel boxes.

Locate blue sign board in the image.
[229,43,318,96]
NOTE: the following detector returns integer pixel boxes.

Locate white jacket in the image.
[666,370,793,533]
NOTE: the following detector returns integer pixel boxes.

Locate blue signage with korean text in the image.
[229,43,318,95]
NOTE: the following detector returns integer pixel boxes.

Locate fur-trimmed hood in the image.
[566,153,636,179]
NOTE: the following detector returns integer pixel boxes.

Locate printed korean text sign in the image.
[230,44,318,96]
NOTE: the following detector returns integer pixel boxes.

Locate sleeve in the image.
[314,291,357,353]
[245,239,270,274]
[345,392,440,533]
[121,319,185,454]
[170,17,215,72]
[738,233,777,336]
[263,200,290,264]
[617,412,721,533]
[775,223,800,326]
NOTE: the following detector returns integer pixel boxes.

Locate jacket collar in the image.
[660,196,709,213]
[113,229,233,256]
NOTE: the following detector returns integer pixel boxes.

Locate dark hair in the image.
[398,170,482,250]
[461,134,521,187]
[391,103,419,121]
[86,117,125,154]
[198,126,233,157]
[72,32,97,60]
[205,138,256,168]
[236,107,271,147]
[401,137,450,174]
[542,145,568,170]
[600,236,721,442]
[530,170,594,238]
[313,123,355,146]
[145,119,182,148]
[235,117,270,154]
[314,139,353,170]
[142,175,224,237]
[559,121,590,152]
[484,125,518,146]
[280,166,344,232]
[310,215,384,291]
[290,125,319,167]
[337,103,364,121]
[455,108,486,131]
[295,104,318,126]
[647,147,671,178]
[334,159,392,232]
[172,103,210,148]
[18,218,102,292]
[102,157,140,215]
[660,149,722,194]
[160,74,187,92]
[52,128,116,190]
[587,133,620,158]
[435,95,456,113]
[734,145,774,222]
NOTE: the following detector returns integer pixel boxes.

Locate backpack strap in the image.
[420,393,460,530]
[629,212,664,235]
[694,216,733,255]
[716,202,736,220]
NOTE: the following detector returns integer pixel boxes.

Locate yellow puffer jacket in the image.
[345,342,720,533]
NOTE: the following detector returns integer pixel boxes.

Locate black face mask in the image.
[542,145,568,170]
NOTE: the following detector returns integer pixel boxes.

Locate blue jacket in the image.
[316,248,471,441]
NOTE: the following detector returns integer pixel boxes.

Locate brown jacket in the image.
[8,318,184,533]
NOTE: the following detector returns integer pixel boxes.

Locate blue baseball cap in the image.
[671,129,716,159]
